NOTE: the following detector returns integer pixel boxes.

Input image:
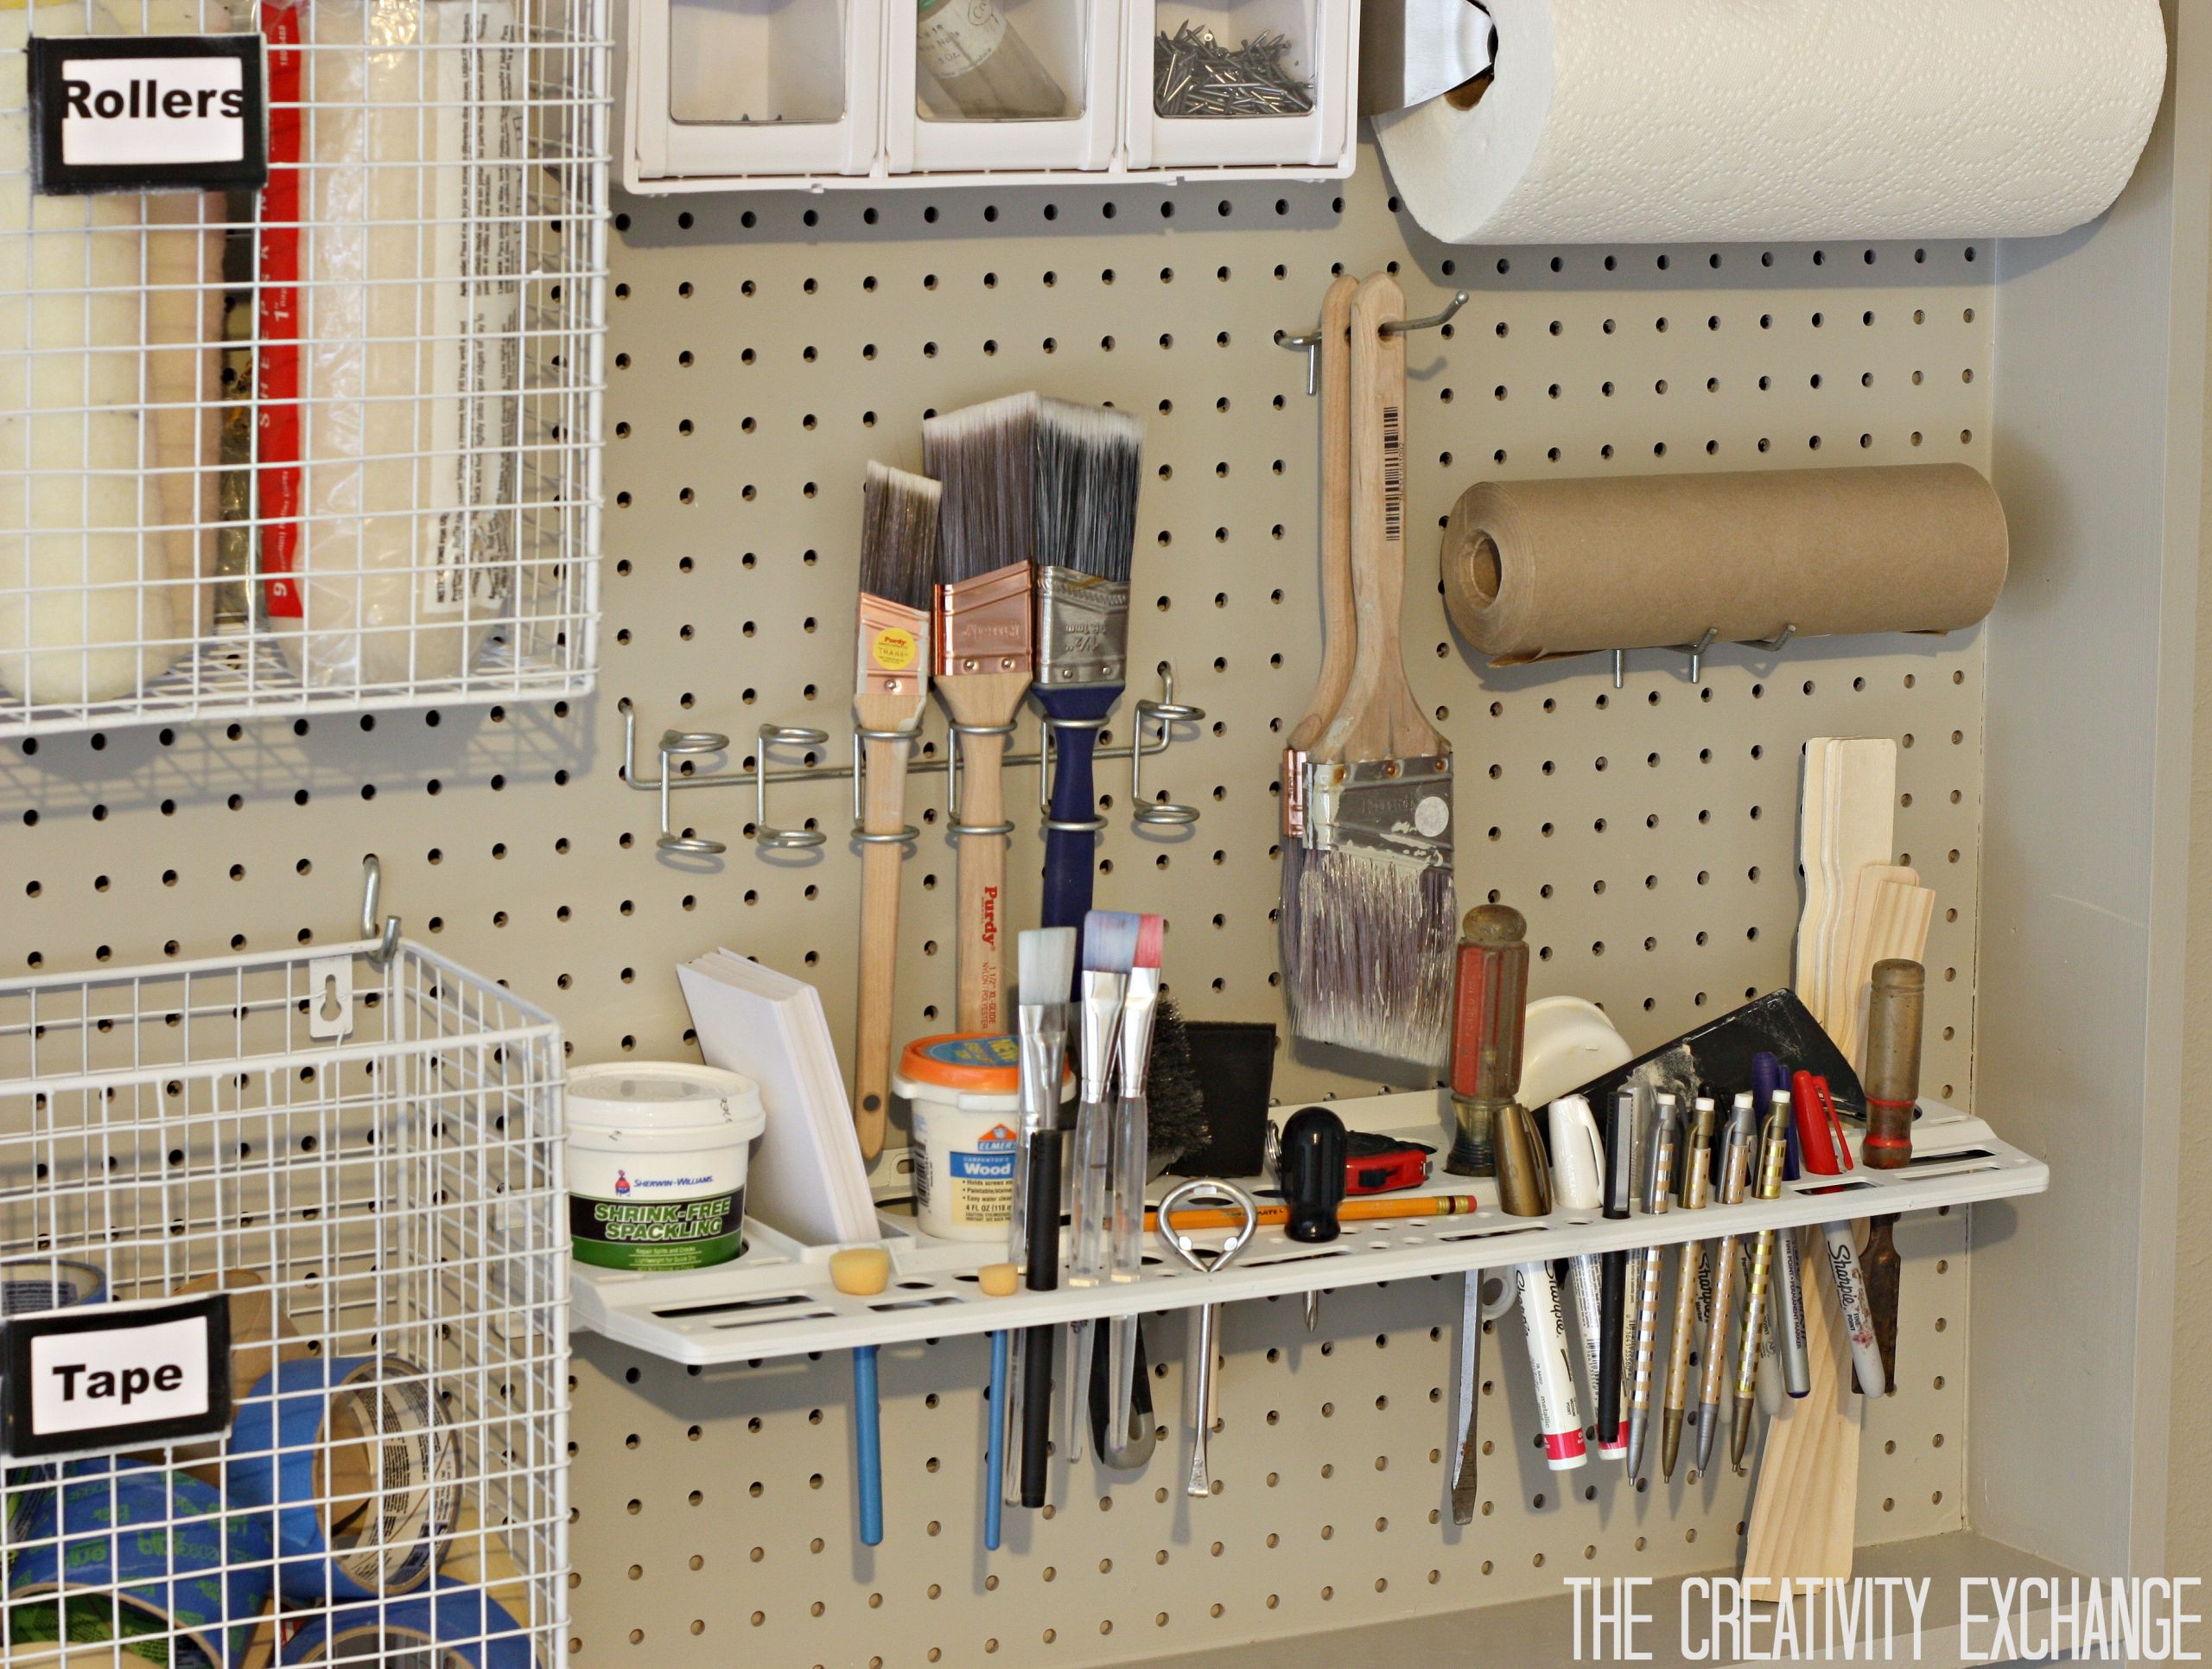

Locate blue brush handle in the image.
[1035,685,1125,949]
[855,1345,882,1547]
[985,1330,1008,1551]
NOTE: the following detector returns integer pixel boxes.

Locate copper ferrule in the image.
[936,561,1035,677]
[1035,567,1129,687]
[1281,748,1310,841]
[855,594,931,706]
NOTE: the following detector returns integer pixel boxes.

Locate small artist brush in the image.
[1010,926,1076,1509]
[1033,398,1142,950]
[1103,914,1164,1443]
[1289,273,1455,1072]
[925,393,1039,1035]
[851,462,940,1160]
[1061,909,1135,1475]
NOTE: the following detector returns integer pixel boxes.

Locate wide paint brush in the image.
[851,462,940,1159]
[1033,399,1142,951]
[1289,273,1455,1069]
[925,393,1039,1034]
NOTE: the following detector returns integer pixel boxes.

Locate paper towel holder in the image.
[1611,624,1798,688]
[1278,289,1470,392]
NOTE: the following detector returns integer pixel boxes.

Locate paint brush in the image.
[851,462,940,1160]
[925,393,1039,1034]
[1033,398,1142,950]
[1105,913,1165,1443]
[1289,273,1455,1069]
[1279,274,1359,1007]
[1064,909,1136,1467]
[1011,926,1077,1510]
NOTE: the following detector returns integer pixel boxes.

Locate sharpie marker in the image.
[1514,1261,1588,1470]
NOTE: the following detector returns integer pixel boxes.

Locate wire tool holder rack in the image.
[0,866,570,1669]
[620,661,1207,857]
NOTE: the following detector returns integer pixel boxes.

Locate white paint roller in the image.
[263,0,523,690]
[0,0,215,707]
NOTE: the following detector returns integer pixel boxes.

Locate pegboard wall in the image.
[2,141,1995,1665]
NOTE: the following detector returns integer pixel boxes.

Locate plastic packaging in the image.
[261,0,524,689]
[568,1062,766,1271]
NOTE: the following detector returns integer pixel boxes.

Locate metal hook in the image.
[755,725,831,850]
[1379,289,1471,336]
[659,725,733,855]
[1132,665,1203,828]
[359,854,400,969]
[1275,324,1325,397]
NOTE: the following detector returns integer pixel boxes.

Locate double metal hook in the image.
[1278,289,1470,394]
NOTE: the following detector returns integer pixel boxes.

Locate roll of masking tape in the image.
[0,1257,107,1315]
[6,1460,276,1669]
[226,1355,458,1605]
[276,1579,535,1669]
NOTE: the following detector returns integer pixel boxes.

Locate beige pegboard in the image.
[2,141,1995,1666]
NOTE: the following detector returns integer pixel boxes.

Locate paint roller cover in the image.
[0,0,217,707]
[1440,464,2009,664]
[268,0,524,691]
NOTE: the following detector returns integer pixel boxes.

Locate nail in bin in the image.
[629,0,884,180]
[1126,0,1354,169]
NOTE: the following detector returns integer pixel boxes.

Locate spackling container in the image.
[568,1062,765,1271]
[896,1034,1067,1242]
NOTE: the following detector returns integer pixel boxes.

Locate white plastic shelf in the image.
[569,1092,2045,1365]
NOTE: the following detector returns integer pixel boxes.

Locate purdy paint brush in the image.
[1032,398,1143,948]
[850,462,941,1160]
[1287,273,1455,1069]
[925,393,1040,1034]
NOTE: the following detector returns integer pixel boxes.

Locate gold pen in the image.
[1729,1098,1793,1468]
[1694,1111,1755,1474]
[1625,1092,1677,1478]
[1662,1097,1717,1480]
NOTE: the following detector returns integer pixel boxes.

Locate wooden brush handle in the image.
[1319,274,1446,768]
[855,731,912,1160]
[956,723,1011,1032]
[1287,273,1360,755]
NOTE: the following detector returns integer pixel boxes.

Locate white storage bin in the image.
[887,0,1122,174]
[1123,0,1354,172]
[627,0,883,181]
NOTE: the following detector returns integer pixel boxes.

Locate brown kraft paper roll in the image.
[1440,464,2008,663]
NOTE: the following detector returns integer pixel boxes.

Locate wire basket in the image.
[0,939,568,1668]
[0,0,608,736]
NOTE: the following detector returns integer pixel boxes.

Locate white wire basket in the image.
[0,0,608,736]
[0,936,569,1668]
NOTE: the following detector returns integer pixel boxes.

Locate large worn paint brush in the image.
[1291,273,1456,1067]
[1033,398,1143,952]
[1279,274,1359,1028]
[851,462,940,1160]
[925,393,1040,1034]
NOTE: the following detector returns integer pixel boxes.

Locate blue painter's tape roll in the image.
[0,1258,108,1316]
[225,1355,457,1607]
[276,1578,537,1669]
[5,1459,276,1669]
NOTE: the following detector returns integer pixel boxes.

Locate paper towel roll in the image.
[1373,0,2166,245]
[263,0,523,690]
[0,0,217,707]
[1440,465,2008,662]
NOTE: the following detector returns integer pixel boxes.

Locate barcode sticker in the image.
[1382,404,1403,545]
